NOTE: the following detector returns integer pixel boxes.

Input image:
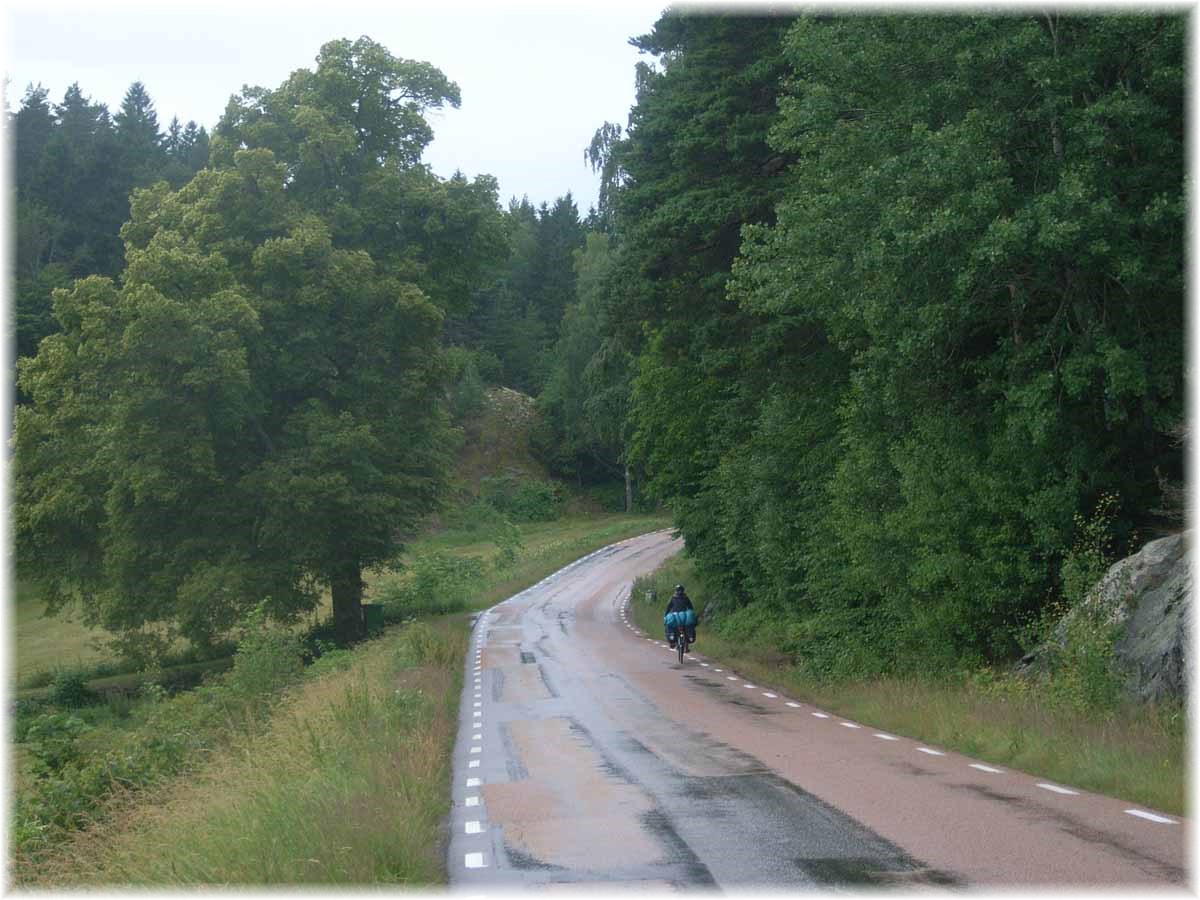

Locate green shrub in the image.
[225,608,304,699]
[47,671,96,709]
[374,552,486,621]
[24,712,90,777]
[1034,492,1127,714]
[479,474,565,522]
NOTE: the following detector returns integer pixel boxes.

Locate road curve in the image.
[447,530,1188,890]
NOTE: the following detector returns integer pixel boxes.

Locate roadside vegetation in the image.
[631,552,1185,817]
[13,511,666,886]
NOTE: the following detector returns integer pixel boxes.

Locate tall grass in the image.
[26,621,466,886]
[631,555,1185,817]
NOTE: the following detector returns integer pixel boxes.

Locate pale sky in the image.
[3,0,673,213]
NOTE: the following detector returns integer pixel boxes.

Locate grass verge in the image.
[630,554,1185,817]
[22,619,466,886]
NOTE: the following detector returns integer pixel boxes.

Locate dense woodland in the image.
[12,13,1185,671]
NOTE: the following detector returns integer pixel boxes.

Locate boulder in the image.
[1016,530,1191,703]
[1106,531,1191,703]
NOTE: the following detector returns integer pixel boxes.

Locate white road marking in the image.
[465,796,480,807]
[1125,809,1176,824]
[469,760,480,769]
[466,777,481,787]
[465,821,482,835]
[812,712,830,719]
[786,702,801,708]
[470,747,481,755]
[840,722,862,729]
[917,748,945,756]
[762,692,778,698]
[700,663,710,667]
[464,852,487,869]
[473,702,482,708]
[874,733,899,741]
[727,676,738,681]
[969,763,1003,774]
[742,684,757,689]
[472,734,481,742]
[473,711,482,718]
[714,668,723,672]
[1037,783,1079,796]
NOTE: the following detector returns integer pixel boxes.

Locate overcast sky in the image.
[3,0,675,213]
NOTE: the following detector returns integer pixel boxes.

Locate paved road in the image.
[447,531,1188,891]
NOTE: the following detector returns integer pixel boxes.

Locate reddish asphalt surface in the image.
[448,530,1189,891]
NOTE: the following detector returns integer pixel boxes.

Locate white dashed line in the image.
[713,668,723,672]
[969,763,1002,774]
[700,663,710,667]
[742,684,757,689]
[465,821,482,834]
[1125,809,1176,824]
[762,692,778,699]
[472,734,481,742]
[473,701,482,708]
[470,747,481,754]
[1037,783,1079,796]
[465,796,480,807]
[812,712,830,719]
[840,722,861,729]
[727,676,738,681]
[469,760,480,769]
[464,852,487,869]
[874,733,899,741]
[467,778,481,787]
[473,711,482,718]
[917,748,945,756]
[786,702,801,708]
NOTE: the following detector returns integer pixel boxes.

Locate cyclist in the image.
[664,584,697,648]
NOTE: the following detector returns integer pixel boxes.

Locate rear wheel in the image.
[677,631,686,664]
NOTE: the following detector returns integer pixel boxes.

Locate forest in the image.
[12,11,1185,676]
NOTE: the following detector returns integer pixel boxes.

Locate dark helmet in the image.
[674,584,684,593]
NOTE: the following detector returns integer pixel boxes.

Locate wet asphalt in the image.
[445,533,961,891]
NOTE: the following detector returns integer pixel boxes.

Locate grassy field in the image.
[14,512,668,886]
[630,554,1186,817]
[14,581,113,685]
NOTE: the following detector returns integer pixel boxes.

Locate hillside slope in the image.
[452,387,549,493]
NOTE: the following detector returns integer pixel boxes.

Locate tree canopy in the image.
[14,38,500,645]
[582,10,1184,674]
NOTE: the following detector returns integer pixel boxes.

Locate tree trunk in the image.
[624,465,633,513]
[331,563,365,644]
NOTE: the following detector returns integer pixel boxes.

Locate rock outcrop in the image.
[1016,531,1190,703]
[1104,531,1191,703]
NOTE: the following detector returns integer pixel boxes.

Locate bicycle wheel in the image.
[677,632,685,664]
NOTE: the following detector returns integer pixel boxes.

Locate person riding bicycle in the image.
[664,584,697,648]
